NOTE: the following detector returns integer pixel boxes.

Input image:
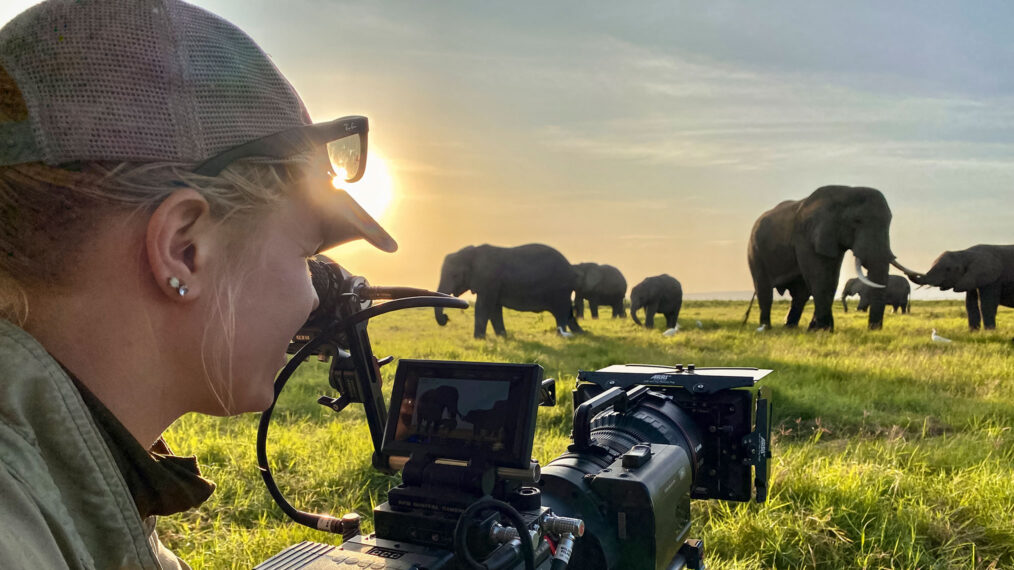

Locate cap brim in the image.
[308,181,398,253]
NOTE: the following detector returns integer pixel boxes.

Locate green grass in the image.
[161,301,1014,569]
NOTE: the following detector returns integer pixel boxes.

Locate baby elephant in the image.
[572,262,627,319]
[905,244,1014,330]
[841,275,911,314]
[630,274,683,331]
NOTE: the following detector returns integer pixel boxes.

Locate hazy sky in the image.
[4,1,1011,297]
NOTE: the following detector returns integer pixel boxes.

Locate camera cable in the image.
[257,291,469,533]
[256,319,348,533]
[453,496,536,570]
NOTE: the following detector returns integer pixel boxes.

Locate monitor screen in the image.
[382,360,543,469]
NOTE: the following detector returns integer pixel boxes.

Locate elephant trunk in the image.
[434,273,453,326]
[863,262,889,330]
[630,301,643,326]
[891,259,924,284]
[841,293,849,313]
[435,306,449,326]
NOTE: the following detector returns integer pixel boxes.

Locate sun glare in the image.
[333,153,395,221]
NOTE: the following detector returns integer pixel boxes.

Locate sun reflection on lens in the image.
[332,153,395,221]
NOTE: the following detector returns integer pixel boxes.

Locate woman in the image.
[0,0,396,567]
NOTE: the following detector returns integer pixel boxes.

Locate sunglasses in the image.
[193,115,369,182]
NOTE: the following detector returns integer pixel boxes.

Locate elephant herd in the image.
[433,186,1013,338]
[433,243,683,338]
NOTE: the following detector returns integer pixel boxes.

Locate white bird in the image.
[931,329,951,343]
[662,325,679,337]
[557,327,573,339]
[756,324,768,332]
[696,320,703,328]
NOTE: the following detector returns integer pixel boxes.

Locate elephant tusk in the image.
[855,257,886,288]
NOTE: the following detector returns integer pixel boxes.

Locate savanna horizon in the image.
[162,299,1013,569]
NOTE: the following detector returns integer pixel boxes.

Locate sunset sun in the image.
[333,152,396,221]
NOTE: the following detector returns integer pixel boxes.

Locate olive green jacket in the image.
[0,320,187,569]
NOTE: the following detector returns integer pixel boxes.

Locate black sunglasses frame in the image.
[193,115,369,182]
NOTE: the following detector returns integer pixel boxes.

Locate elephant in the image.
[416,385,460,434]
[841,275,911,314]
[630,274,683,331]
[462,399,511,440]
[904,244,1014,330]
[434,243,583,339]
[572,262,627,319]
[747,185,916,331]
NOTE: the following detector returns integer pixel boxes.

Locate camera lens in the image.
[539,390,704,570]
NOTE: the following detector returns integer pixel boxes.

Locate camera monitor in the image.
[382,360,543,470]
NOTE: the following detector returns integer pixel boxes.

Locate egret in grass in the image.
[932,329,952,343]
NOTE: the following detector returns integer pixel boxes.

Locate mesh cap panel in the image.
[0,0,309,165]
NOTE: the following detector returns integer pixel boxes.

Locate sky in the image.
[4,1,1012,299]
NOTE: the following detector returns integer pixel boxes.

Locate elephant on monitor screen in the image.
[904,244,1014,330]
[416,385,460,434]
[747,185,916,331]
[572,262,627,319]
[462,399,511,440]
[434,243,582,339]
[841,275,911,314]
[630,274,682,331]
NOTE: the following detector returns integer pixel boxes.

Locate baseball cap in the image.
[0,0,396,253]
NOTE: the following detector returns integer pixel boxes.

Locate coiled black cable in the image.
[453,497,536,570]
[256,294,468,532]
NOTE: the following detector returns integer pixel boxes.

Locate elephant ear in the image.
[797,195,842,258]
[583,266,603,290]
[811,219,841,258]
[954,251,1002,292]
[451,245,478,287]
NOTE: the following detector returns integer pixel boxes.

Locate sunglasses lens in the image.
[327,134,364,182]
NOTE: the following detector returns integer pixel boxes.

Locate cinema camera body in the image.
[256,258,773,570]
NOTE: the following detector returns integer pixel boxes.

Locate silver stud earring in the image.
[168,276,189,297]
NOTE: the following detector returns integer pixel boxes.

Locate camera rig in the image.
[256,256,772,570]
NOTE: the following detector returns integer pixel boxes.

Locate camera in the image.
[255,257,772,570]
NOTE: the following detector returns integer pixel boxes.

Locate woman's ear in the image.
[145,188,215,301]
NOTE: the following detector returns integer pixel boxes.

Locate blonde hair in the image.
[0,65,311,413]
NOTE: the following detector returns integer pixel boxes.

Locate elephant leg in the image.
[784,279,809,328]
[807,272,839,331]
[490,303,507,337]
[665,312,677,329]
[555,299,583,334]
[809,289,835,331]
[965,290,982,330]
[574,295,585,319]
[979,286,1000,330]
[644,301,659,329]
[589,303,600,319]
[754,278,774,329]
[473,295,492,339]
[567,308,584,333]
[613,302,625,318]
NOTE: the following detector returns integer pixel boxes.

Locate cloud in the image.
[468,36,1012,174]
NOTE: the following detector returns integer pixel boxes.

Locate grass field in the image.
[161,300,1014,569]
